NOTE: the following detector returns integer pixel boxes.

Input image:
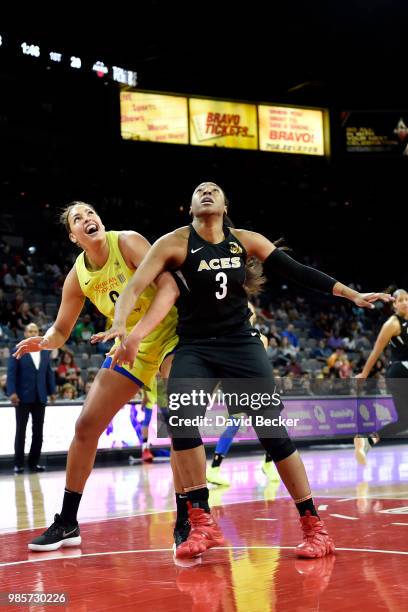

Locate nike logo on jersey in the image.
[198,257,241,271]
[191,247,204,254]
[85,280,91,285]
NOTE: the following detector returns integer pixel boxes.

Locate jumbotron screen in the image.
[189,98,258,149]
[341,111,408,155]
[120,91,189,144]
[258,105,325,156]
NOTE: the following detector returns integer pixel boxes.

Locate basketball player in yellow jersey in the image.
[13,201,179,551]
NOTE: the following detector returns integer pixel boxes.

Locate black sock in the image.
[368,434,378,447]
[187,487,210,513]
[60,489,82,525]
[175,493,188,526]
[295,497,319,518]
[264,452,273,463]
[211,453,223,468]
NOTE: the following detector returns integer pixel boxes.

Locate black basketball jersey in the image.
[389,314,408,361]
[174,224,251,339]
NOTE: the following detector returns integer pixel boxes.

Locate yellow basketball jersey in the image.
[75,230,177,337]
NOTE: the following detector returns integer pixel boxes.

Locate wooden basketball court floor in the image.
[1,444,408,611]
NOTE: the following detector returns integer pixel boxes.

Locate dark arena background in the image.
[1,6,408,611]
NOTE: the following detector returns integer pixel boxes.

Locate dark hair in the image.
[59,201,96,234]
[244,257,266,296]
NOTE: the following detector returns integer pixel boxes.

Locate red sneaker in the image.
[175,504,225,560]
[142,448,154,462]
[295,512,335,558]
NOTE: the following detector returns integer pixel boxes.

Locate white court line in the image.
[2,544,408,568]
[337,494,408,502]
[330,514,359,520]
[2,493,408,536]
[254,518,278,521]
[392,523,408,526]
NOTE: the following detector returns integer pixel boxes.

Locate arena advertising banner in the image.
[341,111,408,154]
[120,91,189,144]
[189,97,258,149]
[0,395,397,456]
[258,105,325,155]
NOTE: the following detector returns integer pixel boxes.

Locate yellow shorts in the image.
[103,309,178,390]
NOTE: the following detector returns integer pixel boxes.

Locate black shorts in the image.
[171,328,274,379]
[166,328,285,439]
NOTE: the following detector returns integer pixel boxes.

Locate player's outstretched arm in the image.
[92,231,185,344]
[236,229,394,310]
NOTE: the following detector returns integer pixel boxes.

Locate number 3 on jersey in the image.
[215,272,228,300]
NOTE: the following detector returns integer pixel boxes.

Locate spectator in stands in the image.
[315,368,336,395]
[355,335,372,351]
[16,302,34,332]
[77,381,93,401]
[60,383,76,400]
[73,314,95,342]
[371,357,386,378]
[56,351,83,394]
[3,266,26,289]
[287,302,300,322]
[266,337,280,364]
[311,339,331,361]
[281,322,299,348]
[301,374,314,396]
[286,357,303,377]
[282,375,294,394]
[0,373,7,400]
[327,347,346,370]
[327,330,344,350]
[275,303,289,321]
[268,323,282,345]
[31,305,49,331]
[376,375,388,395]
[7,322,56,473]
[336,355,352,379]
[13,288,25,312]
[281,335,298,359]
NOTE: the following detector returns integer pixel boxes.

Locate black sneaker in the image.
[173,519,190,554]
[29,464,46,472]
[28,514,81,551]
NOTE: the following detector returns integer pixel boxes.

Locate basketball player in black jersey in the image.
[98,181,392,560]
[354,289,408,464]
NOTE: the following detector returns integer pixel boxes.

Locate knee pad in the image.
[172,437,203,451]
[260,437,296,463]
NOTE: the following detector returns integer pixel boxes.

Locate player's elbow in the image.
[156,272,180,300]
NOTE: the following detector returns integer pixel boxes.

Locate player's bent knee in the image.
[264,438,297,463]
[74,414,103,443]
